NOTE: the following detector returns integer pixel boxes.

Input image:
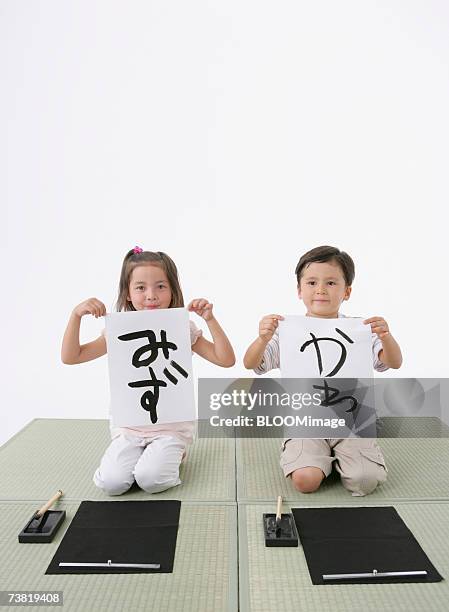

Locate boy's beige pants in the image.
[280,438,388,496]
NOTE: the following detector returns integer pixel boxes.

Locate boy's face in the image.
[297,260,351,318]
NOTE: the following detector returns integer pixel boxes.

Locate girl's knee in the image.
[291,467,324,493]
[134,436,185,493]
[134,464,180,494]
[93,468,134,496]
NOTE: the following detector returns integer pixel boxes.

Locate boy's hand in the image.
[259,314,284,342]
[73,298,107,319]
[364,316,390,339]
[188,298,214,321]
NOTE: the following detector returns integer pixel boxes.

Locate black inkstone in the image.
[263,513,299,547]
[19,510,66,543]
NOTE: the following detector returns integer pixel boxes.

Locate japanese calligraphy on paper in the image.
[279,316,372,378]
[106,308,195,427]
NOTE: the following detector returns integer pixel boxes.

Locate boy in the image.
[243,246,402,496]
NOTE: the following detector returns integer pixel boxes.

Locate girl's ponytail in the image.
[157,251,184,307]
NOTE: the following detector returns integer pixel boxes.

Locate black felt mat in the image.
[46,500,181,574]
[292,506,444,585]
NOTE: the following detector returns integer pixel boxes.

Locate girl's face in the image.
[127,264,172,310]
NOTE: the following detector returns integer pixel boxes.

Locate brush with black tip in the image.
[263,495,299,547]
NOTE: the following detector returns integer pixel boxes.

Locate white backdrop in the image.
[2,0,448,445]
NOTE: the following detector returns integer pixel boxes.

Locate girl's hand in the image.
[364,316,390,339]
[259,314,284,342]
[188,298,214,321]
[73,298,107,319]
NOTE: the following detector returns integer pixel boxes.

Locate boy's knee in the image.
[341,464,387,496]
[291,467,324,493]
[93,468,133,496]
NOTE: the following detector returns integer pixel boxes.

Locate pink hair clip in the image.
[133,246,143,254]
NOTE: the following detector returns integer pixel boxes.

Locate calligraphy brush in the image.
[19,490,66,543]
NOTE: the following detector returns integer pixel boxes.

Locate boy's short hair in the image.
[295,246,355,286]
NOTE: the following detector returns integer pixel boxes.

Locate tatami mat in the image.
[0,419,236,502]
[239,502,449,612]
[3,418,449,611]
[0,501,237,612]
[236,436,449,502]
[376,416,449,438]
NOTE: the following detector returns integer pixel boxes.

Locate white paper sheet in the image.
[105,308,195,427]
[279,316,372,378]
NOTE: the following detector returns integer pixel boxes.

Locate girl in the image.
[61,247,235,495]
